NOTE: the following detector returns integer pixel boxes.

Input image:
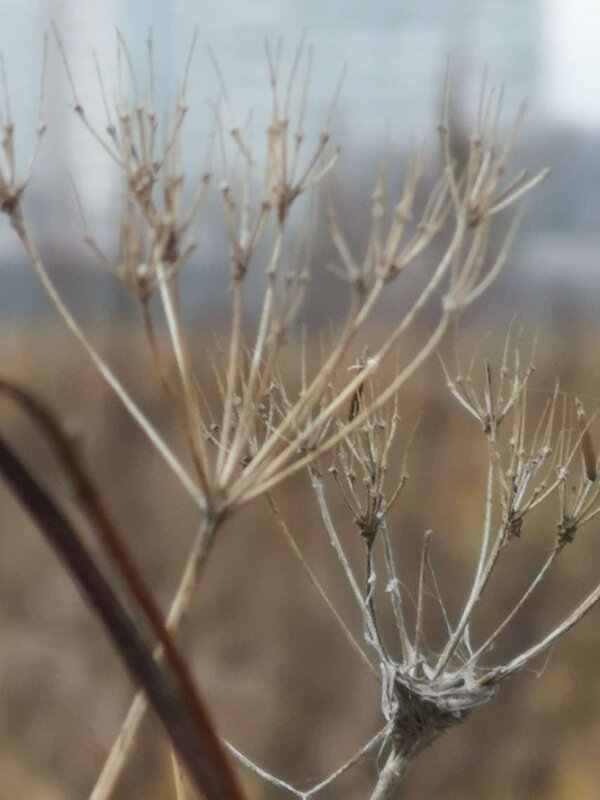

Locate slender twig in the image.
[434,452,496,676]
[266,493,379,678]
[466,544,561,666]
[8,207,205,511]
[413,530,432,666]
[90,512,218,797]
[488,583,600,685]
[309,466,383,659]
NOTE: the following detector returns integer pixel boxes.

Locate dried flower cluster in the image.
[0,31,597,800]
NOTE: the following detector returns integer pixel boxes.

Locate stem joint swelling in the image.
[382,663,497,756]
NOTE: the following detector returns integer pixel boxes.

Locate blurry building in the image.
[0,0,599,311]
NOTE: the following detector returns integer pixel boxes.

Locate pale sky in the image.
[0,0,599,240]
[543,0,600,127]
[2,0,599,140]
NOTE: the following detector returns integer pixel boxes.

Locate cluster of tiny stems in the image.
[0,30,598,800]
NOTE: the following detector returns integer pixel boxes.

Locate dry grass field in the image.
[0,314,598,799]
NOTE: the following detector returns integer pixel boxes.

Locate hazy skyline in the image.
[0,0,598,286]
[0,1,599,138]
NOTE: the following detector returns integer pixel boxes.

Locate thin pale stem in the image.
[232,217,466,504]
[225,723,390,800]
[434,452,495,676]
[216,278,244,475]
[380,519,414,661]
[89,515,218,800]
[413,530,431,665]
[11,208,206,512]
[304,724,390,798]
[229,267,387,489]
[220,228,285,481]
[266,493,379,679]
[490,582,600,684]
[365,538,389,660]
[224,740,303,798]
[235,314,452,508]
[309,467,383,658]
[368,747,412,800]
[170,749,188,800]
[466,544,560,666]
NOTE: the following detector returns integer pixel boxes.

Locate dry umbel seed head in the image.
[0,42,46,214]
[1,30,597,800]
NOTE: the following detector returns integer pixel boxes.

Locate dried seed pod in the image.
[348,380,365,422]
[575,397,597,483]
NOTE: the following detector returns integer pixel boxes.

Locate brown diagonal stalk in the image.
[0,380,244,800]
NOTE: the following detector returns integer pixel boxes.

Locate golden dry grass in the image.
[0,316,598,799]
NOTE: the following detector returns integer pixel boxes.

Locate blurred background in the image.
[0,1,599,798]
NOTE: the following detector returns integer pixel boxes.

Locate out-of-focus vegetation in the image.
[0,315,598,800]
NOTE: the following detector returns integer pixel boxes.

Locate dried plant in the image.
[1,29,597,800]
